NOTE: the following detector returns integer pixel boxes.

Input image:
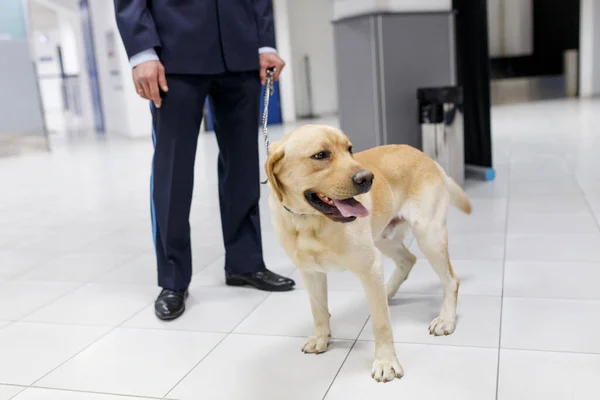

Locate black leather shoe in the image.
[226,269,295,292]
[155,288,189,321]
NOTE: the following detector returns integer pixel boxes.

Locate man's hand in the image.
[132,60,168,108]
[259,52,285,85]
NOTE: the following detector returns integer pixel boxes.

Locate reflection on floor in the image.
[1,99,600,399]
[0,133,48,158]
[491,75,568,105]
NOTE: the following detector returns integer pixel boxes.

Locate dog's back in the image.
[355,144,470,233]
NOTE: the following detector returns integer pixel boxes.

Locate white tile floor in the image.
[1,98,600,399]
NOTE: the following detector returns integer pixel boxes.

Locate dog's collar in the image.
[282,204,306,216]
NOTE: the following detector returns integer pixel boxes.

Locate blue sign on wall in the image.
[0,0,27,40]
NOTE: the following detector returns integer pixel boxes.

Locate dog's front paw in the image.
[301,335,330,354]
[371,357,404,383]
[429,316,456,336]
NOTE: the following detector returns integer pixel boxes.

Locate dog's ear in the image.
[265,142,285,202]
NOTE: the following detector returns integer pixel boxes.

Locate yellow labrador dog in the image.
[265,125,471,382]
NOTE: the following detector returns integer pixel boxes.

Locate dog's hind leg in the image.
[376,220,417,301]
[413,219,459,336]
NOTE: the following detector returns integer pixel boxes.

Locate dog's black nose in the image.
[353,169,374,192]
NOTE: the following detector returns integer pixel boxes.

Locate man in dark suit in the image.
[114,0,295,321]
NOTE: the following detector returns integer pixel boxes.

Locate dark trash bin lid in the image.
[417,86,463,105]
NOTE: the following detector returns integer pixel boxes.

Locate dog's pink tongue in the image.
[333,198,369,218]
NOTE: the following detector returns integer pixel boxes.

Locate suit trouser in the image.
[151,72,265,291]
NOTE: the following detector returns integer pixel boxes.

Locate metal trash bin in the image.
[417,86,465,187]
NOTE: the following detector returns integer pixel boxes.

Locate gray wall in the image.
[0,40,46,135]
[334,17,383,151]
[335,12,455,151]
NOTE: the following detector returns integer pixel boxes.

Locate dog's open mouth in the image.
[305,191,369,221]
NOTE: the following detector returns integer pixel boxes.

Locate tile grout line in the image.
[0,252,65,281]
[28,324,119,389]
[27,285,159,392]
[500,346,600,357]
[7,385,27,400]
[162,289,275,398]
[78,251,151,284]
[13,281,88,323]
[571,167,600,235]
[14,280,159,325]
[14,385,165,400]
[560,153,600,229]
[321,315,371,399]
[495,146,512,400]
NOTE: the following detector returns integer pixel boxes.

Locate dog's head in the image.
[265,125,373,223]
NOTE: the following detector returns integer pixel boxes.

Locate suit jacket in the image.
[114,0,276,74]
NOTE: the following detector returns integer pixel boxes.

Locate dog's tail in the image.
[435,162,472,214]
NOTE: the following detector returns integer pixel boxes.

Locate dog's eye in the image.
[348,145,353,154]
[311,151,330,160]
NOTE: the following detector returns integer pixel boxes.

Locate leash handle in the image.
[261,67,276,184]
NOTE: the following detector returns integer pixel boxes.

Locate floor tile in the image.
[587,197,600,227]
[24,283,156,327]
[0,322,109,386]
[79,228,154,255]
[124,286,269,332]
[325,341,498,400]
[234,290,370,340]
[459,196,508,215]
[579,180,600,197]
[189,204,220,227]
[16,253,134,283]
[190,257,228,286]
[504,261,600,300]
[509,157,573,182]
[501,297,600,353]
[13,388,143,400]
[290,260,503,297]
[464,179,508,198]
[410,233,505,261]
[447,213,506,235]
[96,254,158,285]
[14,228,109,253]
[507,213,599,234]
[447,197,507,234]
[509,179,581,198]
[0,250,62,279]
[509,196,590,216]
[191,229,224,250]
[0,385,25,400]
[262,249,297,274]
[399,259,504,296]
[506,234,600,262]
[168,334,352,400]
[0,281,80,320]
[37,328,225,398]
[498,349,600,400]
[289,263,396,292]
[360,294,501,348]
[191,246,224,271]
[0,233,19,249]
